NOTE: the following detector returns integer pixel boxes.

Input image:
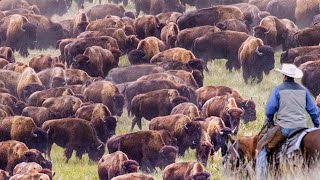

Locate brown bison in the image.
[0,140,51,175]
[175,25,220,50]
[0,0,33,11]
[26,87,74,106]
[9,173,50,180]
[300,60,320,97]
[106,64,165,84]
[124,79,196,110]
[162,162,210,180]
[16,67,44,102]
[196,129,212,166]
[128,37,166,65]
[150,47,196,64]
[23,14,64,49]
[156,12,182,25]
[42,95,82,118]
[13,162,54,179]
[22,106,61,127]
[293,54,320,67]
[65,36,120,67]
[216,19,249,33]
[29,54,60,73]
[0,93,26,115]
[134,15,162,39]
[0,47,15,63]
[239,36,275,83]
[65,69,94,85]
[167,70,203,88]
[160,22,180,48]
[83,81,124,116]
[3,62,28,73]
[72,46,119,78]
[202,96,243,133]
[295,0,319,27]
[177,5,252,30]
[149,114,202,155]
[71,10,89,38]
[37,67,67,89]
[129,89,189,130]
[42,118,105,162]
[107,130,178,172]
[111,173,154,180]
[75,103,117,143]
[192,31,250,71]
[280,46,320,64]
[253,16,291,50]
[98,151,139,180]
[287,25,320,49]
[0,116,48,153]
[86,17,125,32]
[133,0,185,16]
[196,86,256,123]
[0,14,37,56]
[170,102,202,120]
[25,0,68,17]
[84,4,126,21]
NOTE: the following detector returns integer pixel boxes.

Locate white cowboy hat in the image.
[275,63,303,79]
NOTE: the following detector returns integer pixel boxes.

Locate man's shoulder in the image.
[277,81,305,91]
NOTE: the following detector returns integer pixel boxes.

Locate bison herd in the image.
[0,0,319,179]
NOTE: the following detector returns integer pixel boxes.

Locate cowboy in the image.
[255,63,320,178]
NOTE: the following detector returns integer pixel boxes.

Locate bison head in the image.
[188,59,205,73]
[184,121,202,149]
[253,26,269,39]
[101,116,117,141]
[23,84,45,102]
[22,149,52,170]
[51,77,66,88]
[241,99,256,123]
[110,94,125,117]
[192,70,204,88]
[128,49,148,65]
[159,145,178,169]
[225,108,243,134]
[190,171,211,180]
[30,127,48,153]
[21,23,37,48]
[14,100,26,115]
[88,142,105,161]
[75,21,89,36]
[125,35,140,52]
[196,141,213,166]
[122,160,139,174]
[259,46,275,75]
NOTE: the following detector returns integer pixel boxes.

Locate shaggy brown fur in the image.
[166,70,200,89]
[83,81,124,116]
[106,64,165,84]
[72,46,119,78]
[133,0,184,16]
[22,106,61,127]
[156,12,182,25]
[161,22,180,48]
[195,130,212,166]
[13,162,55,179]
[196,86,256,123]
[0,70,20,97]
[65,69,92,85]
[98,151,139,180]
[239,36,275,83]
[300,60,320,97]
[29,54,60,73]
[149,114,201,155]
[130,89,189,130]
[42,95,82,118]
[202,96,243,133]
[71,10,89,38]
[0,47,15,63]
[38,67,66,89]
[0,93,26,115]
[3,62,28,73]
[111,173,154,180]
[86,17,125,32]
[0,140,51,175]
[150,47,196,64]
[84,4,126,21]
[26,87,74,106]
[295,0,319,27]
[280,46,320,64]
[216,19,249,33]
[16,67,44,101]
[134,15,162,39]
[107,130,178,172]
[175,25,220,50]
[170,102,201,120]
[75,103,116,143]
[9,173,50,180]
[42,118,105,163]
[0,58,9,69]
[162,162,210,180]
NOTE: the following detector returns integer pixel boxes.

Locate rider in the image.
[256,63,320,178]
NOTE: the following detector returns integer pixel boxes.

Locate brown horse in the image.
[223,127,320,172]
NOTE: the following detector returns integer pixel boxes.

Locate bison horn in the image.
[231,127,237,134]
[184,124,188,130]
[256,47,263,56]
[21,25,26,32]
[97,143,103,150]
[32,131,38,137]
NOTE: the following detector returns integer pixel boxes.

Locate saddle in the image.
[272,128,318,164]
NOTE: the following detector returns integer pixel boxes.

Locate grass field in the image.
[11,1,319,179]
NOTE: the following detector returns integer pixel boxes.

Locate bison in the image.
[107,130,178,172]
[239,36,275,83]
[133,0,184,16]
[37,67,67,89]
[149,114,202,155]
[129,89,189,130]
[98,151,139,180]
[42,95,82,118]
[170,102,202,120]
[162,162,210,180]
[300,60,320,97]
[22,106,61,127]
[42,118,105,163]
